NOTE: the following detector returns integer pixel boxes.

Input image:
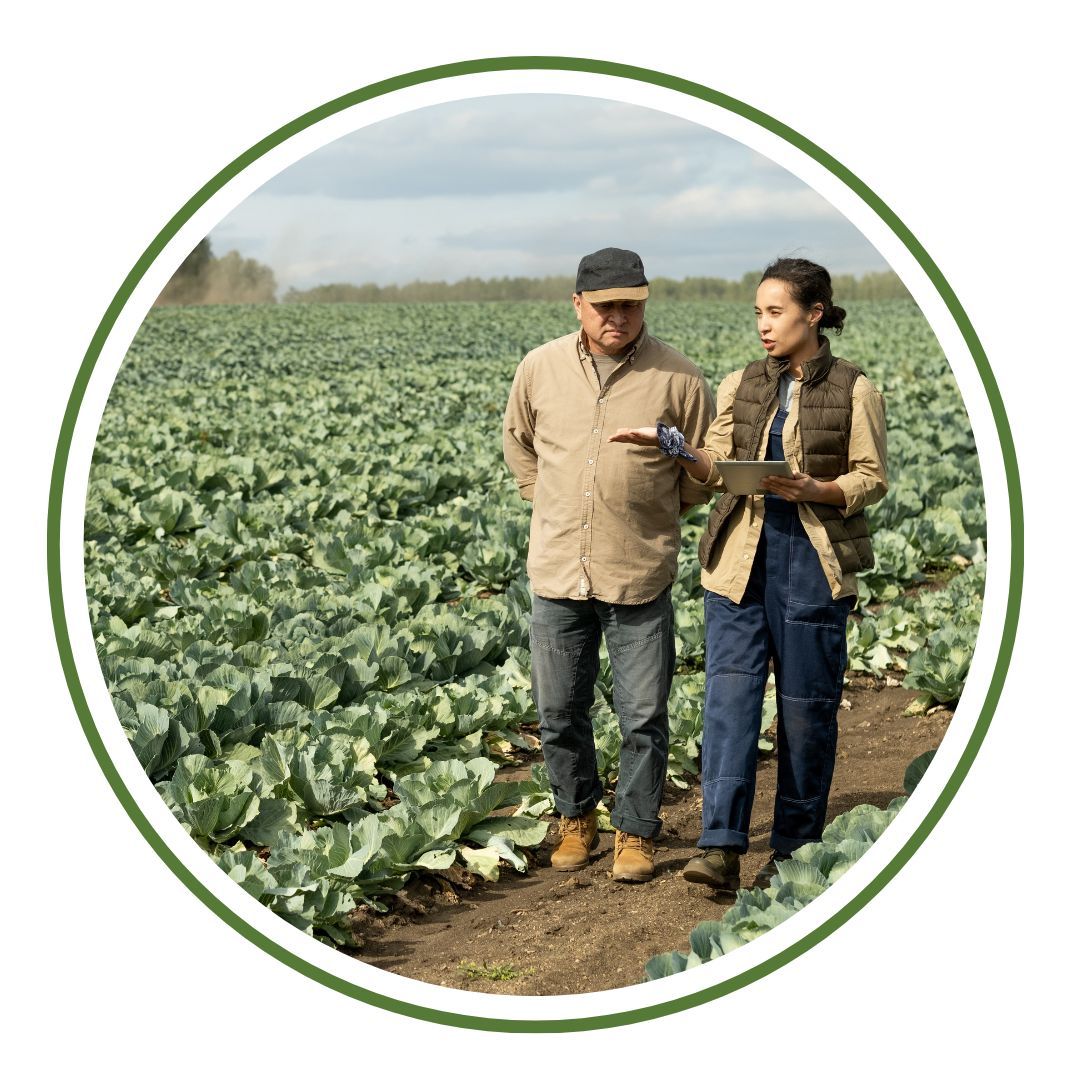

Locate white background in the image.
[4,2,1072,1073]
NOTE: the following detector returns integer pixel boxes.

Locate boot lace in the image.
[560,815,592,839]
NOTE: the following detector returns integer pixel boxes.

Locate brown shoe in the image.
[683,848,740,892]
[551,810,599,871]
[612,830,655,882]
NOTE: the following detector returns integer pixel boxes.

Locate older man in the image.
[502,248,715,882]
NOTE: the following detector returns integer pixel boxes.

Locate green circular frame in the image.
[48,56,1023,1032]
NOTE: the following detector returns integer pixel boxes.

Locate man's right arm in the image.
[607,370,739,489]
[502,360,538,501]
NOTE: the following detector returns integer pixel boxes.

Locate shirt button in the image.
[587,459,594,465]
[598,398,606,404]
[592,428,599,433]
[743,554,749,560]
[583,523,590,529]
[585,491,591,497]
[581,556,588,563]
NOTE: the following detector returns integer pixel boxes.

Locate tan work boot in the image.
[612,830,655,883]
[550,810,599,871]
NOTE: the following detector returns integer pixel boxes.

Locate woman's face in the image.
[755,278,822,361]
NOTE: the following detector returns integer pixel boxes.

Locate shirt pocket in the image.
[620,446,678,511]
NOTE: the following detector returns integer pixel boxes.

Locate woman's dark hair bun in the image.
[760,257,846,335]
[819,304,847,334]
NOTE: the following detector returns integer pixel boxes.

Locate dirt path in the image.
[346,676,951,995]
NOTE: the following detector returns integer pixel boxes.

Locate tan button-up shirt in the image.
[503,326,716,604]
[701,364,888,602]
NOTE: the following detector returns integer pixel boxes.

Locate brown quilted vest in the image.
[698,338,876,575]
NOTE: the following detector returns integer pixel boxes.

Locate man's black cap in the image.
[575,247,649,302]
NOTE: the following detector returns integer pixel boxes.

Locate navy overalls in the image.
[698,400,854,854]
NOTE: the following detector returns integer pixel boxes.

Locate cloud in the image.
[211,95,890,289]
[261,95,748,200]
[439,211,883,279]
[649,184,839,225]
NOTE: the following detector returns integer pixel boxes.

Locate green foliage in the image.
[904,748,936,795]
[904,626,975,703]
[848,562,983,685]
[159,754,261,845]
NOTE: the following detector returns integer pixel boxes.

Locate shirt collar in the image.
[576,323,648,365]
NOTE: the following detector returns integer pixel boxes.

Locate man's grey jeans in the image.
[529,586,675,838]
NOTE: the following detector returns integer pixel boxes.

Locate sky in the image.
[209,94,890,291]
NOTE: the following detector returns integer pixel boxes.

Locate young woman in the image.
[609,258,888,890]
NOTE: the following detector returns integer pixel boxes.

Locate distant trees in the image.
[156,242,911,308]
[155,240,277,306]
[282,269,911,305]
[281,275,579,305]
[829,271,913,301]
[648,271,763,302]
[155,238,213,305]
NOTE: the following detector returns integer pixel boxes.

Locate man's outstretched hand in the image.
[608,427,660,446]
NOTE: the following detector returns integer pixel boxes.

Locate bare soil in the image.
[344,674,951,995]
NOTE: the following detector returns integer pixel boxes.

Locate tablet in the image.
[714,460,794,495]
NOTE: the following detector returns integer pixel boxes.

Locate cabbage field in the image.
[84,300,985,949]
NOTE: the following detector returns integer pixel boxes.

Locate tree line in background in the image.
[155,239,278,306]
[156,240,911,307]
[281,269,910,303]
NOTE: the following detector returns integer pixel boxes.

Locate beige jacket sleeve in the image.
[502,359,538,501]
[678,372,719,506]
[834,374,888,516]
[700,370,742,490]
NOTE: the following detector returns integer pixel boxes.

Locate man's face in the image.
[573,295,646,356]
